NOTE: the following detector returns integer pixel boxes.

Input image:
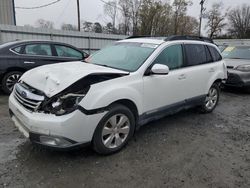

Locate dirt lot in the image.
[0,89,250,188]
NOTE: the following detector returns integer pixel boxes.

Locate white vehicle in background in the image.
[9,36,227,154]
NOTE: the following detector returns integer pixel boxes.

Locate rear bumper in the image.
[225,69,250,88]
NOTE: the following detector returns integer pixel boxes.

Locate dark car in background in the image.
[0,40,89,94]
[222,45,250,92]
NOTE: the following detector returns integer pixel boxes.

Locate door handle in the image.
[178,74,186,80]
[209,68,215,73]
[24,61,35,64]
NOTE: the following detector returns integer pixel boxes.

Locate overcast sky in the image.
[15,0,249,34]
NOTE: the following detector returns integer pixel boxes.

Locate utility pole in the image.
[199,0,205,36]
[77,0,81,31]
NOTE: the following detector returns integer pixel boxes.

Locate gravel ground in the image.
[0,89,249,188]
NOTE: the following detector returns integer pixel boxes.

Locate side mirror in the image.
[151,64,169,75]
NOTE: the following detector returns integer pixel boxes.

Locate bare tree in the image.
[179,16,199,35]
[119,0,132,35]
[228,4,250,38]
[35,19,54,29]
[172,0,193,35]
[61,23,78,31]
[93,22,103,33]
[151,2,173,35]
[130,0,142,35]
[81,21,93,32]
[104,1,118,33]
[103,22,115,34]
[204,2,227,38]
[139,0,173,36]
[139,0,161,35]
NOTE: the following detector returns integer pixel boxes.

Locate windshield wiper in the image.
[94,63,115,69]
[227,57,245,59]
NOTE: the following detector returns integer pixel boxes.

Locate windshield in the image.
[222,46,250,60]
[88,42,157,72]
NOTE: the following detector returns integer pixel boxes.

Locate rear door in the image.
[21,43,59,69]
[182,43,217,99]
[52,44,84,62]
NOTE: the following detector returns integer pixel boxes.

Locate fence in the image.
[1,24,250,53]
[214,39,250,46]
[0,24,127,53]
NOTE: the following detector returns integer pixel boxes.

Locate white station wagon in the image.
[9,36,227,154]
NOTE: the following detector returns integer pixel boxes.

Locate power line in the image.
[15,0,62,9]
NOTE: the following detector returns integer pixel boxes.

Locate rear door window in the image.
[208,46,222,61]
[54,45,83,59]
[184,44,208,66]
[24,44,52,56]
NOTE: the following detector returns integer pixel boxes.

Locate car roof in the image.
[119,38,166,45]
[0,40,77,49]
[119,37,215,46]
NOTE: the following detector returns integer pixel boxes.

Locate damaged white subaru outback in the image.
[9,36,227,154]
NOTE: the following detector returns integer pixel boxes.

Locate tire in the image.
[199,83,220,113]
[1,71,22,94]
[92,104,135,155]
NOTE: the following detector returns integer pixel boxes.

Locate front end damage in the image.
[9,71,128,149]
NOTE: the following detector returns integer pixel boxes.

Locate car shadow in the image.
[15,107,201,161]
[222,86,249,95]
[0,90,7,96]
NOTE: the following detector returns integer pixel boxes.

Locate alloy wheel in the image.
[205,87,218,110]
[6,73,21,92]
[101,114,130,149]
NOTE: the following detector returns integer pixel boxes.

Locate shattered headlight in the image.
[49,93,86,115]
[42,84,90,116]
[235,64,250,72]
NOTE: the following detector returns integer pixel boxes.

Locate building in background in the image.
[0,0,16,25]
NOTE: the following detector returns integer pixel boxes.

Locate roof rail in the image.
[126,35,214,43]
[126,35,156,39]
[165,35,214,43]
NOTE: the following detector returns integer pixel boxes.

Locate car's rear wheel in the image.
[199,83,220,113]
[92,104,135,155]
[1,71,22,94]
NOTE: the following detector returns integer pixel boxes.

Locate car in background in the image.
[218,44,228,52]
[222,45,250,92]
[0,40,89,94]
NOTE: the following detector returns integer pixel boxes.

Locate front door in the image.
[143,44,188,115]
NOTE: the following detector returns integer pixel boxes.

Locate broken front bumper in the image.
[9,93,106,150]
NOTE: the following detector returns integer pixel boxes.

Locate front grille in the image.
[227,66,234,69]
[14,83,45,112]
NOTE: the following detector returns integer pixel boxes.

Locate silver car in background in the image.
[222,46,250,92]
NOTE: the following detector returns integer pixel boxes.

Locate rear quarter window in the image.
[208,46,222,62]
[13,46,22,53]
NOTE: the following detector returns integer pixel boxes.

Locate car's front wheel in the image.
[199,83,220,113]
[92,104,135,155]
[1,71,22,94]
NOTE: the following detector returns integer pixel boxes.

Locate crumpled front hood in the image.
[224,58,250,68]
[20,61,128,97]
